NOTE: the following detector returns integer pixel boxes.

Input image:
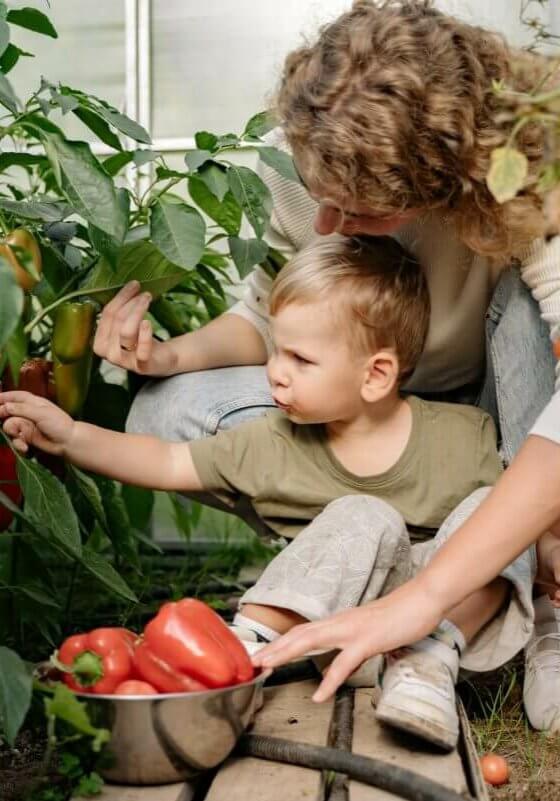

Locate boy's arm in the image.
[66,423,203,491]
[0,390,203,492]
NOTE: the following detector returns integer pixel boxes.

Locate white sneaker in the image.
[230,624,269,656]
[375,637,460,751]
[524,595,560,733]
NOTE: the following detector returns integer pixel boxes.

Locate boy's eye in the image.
[293,353,313,365]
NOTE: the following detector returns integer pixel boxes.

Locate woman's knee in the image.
[126,365,273,441]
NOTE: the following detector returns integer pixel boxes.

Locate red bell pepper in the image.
[0,445,22,530]
[133,640,208,693]
[140,598,254,691]
[57,627,136,694]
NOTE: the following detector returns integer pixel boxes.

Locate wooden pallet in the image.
[99,678,488,801]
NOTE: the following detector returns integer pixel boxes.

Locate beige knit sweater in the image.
[229,131,560,431]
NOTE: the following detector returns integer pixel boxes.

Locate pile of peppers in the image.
[56,599,255,695]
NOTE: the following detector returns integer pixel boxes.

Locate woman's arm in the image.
[94,283,270,377]
[520,235,560,389]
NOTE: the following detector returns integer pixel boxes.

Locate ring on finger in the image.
[121,343,136,352]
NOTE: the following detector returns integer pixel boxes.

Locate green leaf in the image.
[259,146,300,184]
[88,187,129,269]
[4,320,26,384]
[150,199,206,270]
[73,106,122,151]
[83,240,190,305]
[50,90,79,115]
[43,133,124,239]
[94,107,151,145]
[16,455,82,558]
[67,466,108,531]
[188,176,242,236]
[0,647,32,745]
[44,684,110,751]
[243,110,276,140]
[0,72,19,113]
[133,148,159,167]
[0,257,23,348]
[216,133,239,148]
[92,476,138,568]
[0,44,33,75]
[82,380,129,432]
[184,149,213,172]
[228,236,269,278]
[7,7,57,38]
[121,485,154,531]
[486,147,528,204]
[102,150,134,177]
[0,152,46,171]
[150,295,190,336]
[0,197,72,222]
[227,165,272,237]
[538,161,560,193]
[76,772,104,797]
[195,131,218,152]
[0,19,10,59]
[79,546,138,601]
[197,161,229,202]
[16,584,59,608]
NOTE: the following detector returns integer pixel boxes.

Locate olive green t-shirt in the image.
[189,396,502,541]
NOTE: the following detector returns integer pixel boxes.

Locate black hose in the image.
[329,688,354,801]
[236,734,473,801]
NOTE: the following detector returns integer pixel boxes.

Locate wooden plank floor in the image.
[349,688,468,801]
[205,679,335,801]
[101,678,485,801]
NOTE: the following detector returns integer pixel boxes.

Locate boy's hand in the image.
[0,391,74,455]
[93,281,173,376]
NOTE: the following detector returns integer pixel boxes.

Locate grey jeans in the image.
[127,268,555,464]
[240,491,535,673]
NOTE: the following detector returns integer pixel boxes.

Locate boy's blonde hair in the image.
[276,0,552,261]
[269,236,429,382]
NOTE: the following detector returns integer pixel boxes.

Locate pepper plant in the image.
[0,3,295,752]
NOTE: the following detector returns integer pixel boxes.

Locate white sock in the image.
[430,618,466,655]
[233,612,281,643]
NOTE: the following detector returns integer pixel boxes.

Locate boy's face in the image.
[267,300,367,424]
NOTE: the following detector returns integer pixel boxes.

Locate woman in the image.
[97,2,560,728]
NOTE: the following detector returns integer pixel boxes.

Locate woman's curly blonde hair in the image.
[276,0,552,260]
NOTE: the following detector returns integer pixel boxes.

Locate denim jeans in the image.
[126,268,556,465]
[478,268,555,464]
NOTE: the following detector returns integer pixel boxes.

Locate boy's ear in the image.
[361,350,399,402]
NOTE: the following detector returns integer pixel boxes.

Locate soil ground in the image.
[462,657,560,801]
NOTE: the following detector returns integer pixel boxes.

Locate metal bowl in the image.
[82,670,269,785]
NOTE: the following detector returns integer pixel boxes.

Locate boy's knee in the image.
[321,495,407,544]
[436,486,493,544]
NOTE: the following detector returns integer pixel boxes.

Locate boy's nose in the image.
[314,203,341,235]
[267,357,290,388]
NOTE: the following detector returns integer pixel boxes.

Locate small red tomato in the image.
[113,680,158,696]
[480,753,509,786]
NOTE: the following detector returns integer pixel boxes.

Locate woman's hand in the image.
[253,580,443,702]
[93,282,175,376]
[0,391,75,456]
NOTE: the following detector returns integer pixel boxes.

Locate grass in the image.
[461,658,560,800]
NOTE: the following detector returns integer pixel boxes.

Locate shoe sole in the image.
[375,699,458,752]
